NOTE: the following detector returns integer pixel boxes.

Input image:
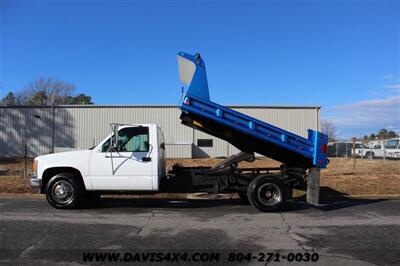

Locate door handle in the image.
[142,157,152,162]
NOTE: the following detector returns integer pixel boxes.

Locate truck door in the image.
[373,144,384,157]
[89,126,155,190]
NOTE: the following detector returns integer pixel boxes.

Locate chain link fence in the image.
[327,139,400,160]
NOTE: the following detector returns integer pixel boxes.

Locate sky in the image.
[0,0,399,138]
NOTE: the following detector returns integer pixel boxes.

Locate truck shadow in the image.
[82,186,386,212]
[83,198,246,209]
[288,186,387,212]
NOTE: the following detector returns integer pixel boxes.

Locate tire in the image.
[366,152,375,159]
[238,192,250,204]
[247,175,287,212]
[45,173,84,209]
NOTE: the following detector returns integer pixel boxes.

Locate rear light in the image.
[321,144,327,153]
[183,97,190,105]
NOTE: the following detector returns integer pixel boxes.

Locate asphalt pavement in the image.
[0,196,399,265]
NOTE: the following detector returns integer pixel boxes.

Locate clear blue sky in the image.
[1,0,399,138]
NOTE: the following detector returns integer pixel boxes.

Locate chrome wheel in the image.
[257,183,281,207]
[51,180,74,204]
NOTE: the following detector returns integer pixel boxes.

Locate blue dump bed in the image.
[177,52,328,169]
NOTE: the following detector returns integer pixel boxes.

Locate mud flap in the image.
[307,167,320,206]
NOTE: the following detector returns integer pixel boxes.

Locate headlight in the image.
[32,160,37,174]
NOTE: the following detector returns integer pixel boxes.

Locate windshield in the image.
[385,140,399,149]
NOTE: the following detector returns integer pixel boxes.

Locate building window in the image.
[197,139,213,147]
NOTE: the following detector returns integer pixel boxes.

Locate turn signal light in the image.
[32,160,37,173]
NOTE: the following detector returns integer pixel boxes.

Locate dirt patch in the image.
[320,158,400,196]
[1,157,399,198]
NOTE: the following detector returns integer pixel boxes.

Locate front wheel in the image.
[366,152,375,159]
[45,173,84,209]
[247,175,287,212]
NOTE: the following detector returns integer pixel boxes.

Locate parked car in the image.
[353,143,370,158]
[365,138,400,159]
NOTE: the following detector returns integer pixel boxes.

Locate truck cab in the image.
[384,138,400,159]
[89,124,165,191]
[30,124,166,208]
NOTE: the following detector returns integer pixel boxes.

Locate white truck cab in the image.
[30,124,166,208]
[88,124,165,191]
[384,138,400,159]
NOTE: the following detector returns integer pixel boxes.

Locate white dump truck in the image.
[30,52,328,212]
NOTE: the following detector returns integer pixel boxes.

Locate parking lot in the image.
[0,196,399,265]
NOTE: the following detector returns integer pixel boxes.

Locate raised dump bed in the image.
[177,51,328,169]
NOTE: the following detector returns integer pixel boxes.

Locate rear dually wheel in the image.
[247,175,287,212]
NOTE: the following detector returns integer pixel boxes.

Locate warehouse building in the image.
[0,105,320,158]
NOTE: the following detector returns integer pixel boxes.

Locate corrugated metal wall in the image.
[0,105,320,158]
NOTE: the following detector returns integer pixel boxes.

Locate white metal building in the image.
[0,105,320,158]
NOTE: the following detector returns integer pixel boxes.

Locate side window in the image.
[101,127,149,152]
[122,127,149,152]
[374,145,381,149]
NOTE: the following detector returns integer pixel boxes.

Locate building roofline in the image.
[0,104,321,109]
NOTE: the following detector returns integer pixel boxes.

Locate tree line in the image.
[322,119,398,142]
[362,129,398,141]
[0,77,93,106]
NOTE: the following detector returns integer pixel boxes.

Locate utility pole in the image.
[52,106,55,153]
[352,138,356,173]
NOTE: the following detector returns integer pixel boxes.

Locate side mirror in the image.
[110,124,119,150]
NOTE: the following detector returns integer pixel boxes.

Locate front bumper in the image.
[29,174,42,191]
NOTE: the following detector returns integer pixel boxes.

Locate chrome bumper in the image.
[29,174,42,191]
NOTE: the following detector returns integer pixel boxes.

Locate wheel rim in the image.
[52,180,74,204]
[257,183,281,207]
